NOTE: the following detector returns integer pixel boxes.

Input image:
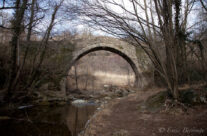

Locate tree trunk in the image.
[5,0,28,102]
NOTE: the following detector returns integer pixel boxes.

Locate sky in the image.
[0,0,202,37]
[71,0,200,36]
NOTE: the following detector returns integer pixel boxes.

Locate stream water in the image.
[0,103,98,136]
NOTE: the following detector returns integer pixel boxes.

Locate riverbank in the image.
[0,86,139,136]
[82,86,207,136]
[1,85,206,136]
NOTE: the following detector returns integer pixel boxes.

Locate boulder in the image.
[71,99,88,106]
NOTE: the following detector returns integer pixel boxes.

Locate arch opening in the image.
[67,46,139,90]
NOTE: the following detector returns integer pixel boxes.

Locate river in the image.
[0,103,98,136]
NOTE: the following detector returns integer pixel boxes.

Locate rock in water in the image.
[72,99,87,106]
[18,105,33,109]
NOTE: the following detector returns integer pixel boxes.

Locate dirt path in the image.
[83,88,207,136]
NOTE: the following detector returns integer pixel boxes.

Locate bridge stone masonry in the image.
[64,36,152,89]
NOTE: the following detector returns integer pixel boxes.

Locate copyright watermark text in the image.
[158,127,205,134]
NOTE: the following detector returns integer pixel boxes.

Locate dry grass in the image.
[67,70,135,90]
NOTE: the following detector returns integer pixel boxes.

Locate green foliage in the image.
[61,47,73,54]
[137,86,207,113]
[31,41,75,91]
[135,47,145,57]
[0,68,7,89]
[0,46,10,89]
[118,46,123,50]
[34,78,50,89]
[145,91,168,112]
[180,90,196,105]
[21,41,40,56]
[189,70,204,81]
[180,89,207,105]
[137,91,168,113]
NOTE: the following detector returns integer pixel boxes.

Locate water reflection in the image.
[65,104,96,136]
[0,103,97,136]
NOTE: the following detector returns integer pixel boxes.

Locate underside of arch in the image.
[67,46,139,87]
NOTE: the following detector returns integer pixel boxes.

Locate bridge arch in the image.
[67,44,141,87]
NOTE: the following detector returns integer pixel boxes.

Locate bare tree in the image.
[76,0,197,100]
[3,0,65,101]
[24,0,65,90]
[5,0,28,101]
[200,0,207,12]
[10,0,46,92]
[0,11,12,42]
[0,0,20,10]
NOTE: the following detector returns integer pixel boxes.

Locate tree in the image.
[3,0,65,102]
[6,0,28,101]
[200,0,207,12]
[76,0,197,100]
[23,0,65,91]
[0,11,12,42]
[0,0,19,10]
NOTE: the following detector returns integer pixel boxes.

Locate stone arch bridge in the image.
[65,38,150,89]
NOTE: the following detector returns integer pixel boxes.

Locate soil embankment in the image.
[83,87,207,136]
